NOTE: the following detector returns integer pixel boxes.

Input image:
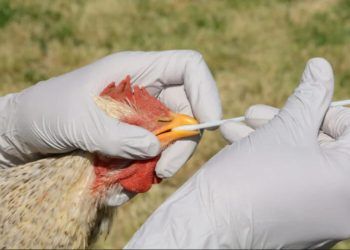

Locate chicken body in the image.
[0,152,97,248]
[0,76,198,249]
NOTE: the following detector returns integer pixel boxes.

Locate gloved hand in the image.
[0,50,221,204]
[221,101,336,146]
[125,58,350,249]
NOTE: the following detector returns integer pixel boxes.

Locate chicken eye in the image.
[157,116,172,122]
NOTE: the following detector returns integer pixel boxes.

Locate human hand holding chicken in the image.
[126,58,350,249]
[0,50,222,249]
[0,50,221,205]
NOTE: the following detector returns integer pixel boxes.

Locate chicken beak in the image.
[154,113,199,147]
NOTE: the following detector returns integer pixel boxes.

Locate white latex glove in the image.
[221,103,335,145]
[0,50,221,175]
[126,58,350,249]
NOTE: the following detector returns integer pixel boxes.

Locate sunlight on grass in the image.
[1,0,350,248]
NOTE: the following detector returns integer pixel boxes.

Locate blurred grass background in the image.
[1,0,350,248]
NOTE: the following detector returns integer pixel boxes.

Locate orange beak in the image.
[153,113,199,147]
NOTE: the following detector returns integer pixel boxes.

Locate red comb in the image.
[100,75,133,102]
[100,75,170,120]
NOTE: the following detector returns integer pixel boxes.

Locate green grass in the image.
[1,0,350,248]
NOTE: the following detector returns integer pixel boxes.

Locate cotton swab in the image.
[173,99,350,131]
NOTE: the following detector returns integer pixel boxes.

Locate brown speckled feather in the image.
[0,97,128,249]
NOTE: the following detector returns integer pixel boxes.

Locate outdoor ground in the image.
[1,0,350,248]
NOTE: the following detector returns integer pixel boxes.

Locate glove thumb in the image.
[78,107,160,160]
[322,106,350,148]
[277,57,334,139]
[220,122,254,144]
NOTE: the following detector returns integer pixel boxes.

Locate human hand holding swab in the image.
[173,99,350,131]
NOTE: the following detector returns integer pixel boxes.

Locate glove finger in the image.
[242,104,335,146]
[134,50,222,122]
[85,50,222,123]
[277,58,334,139]
[245,104,279,129]
[75,103,160,159]
[318,131,335,148]
[181,51,222,122]
[219,104,278,144]
[322,106,350,148]
[155,139,198,178]
[220,121,255,144]
[156,86,200,178]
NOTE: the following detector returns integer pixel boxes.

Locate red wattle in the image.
[93,156,162,194]
[119,160,158,193]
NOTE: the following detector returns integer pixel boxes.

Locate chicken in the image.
[0,76,199,249]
